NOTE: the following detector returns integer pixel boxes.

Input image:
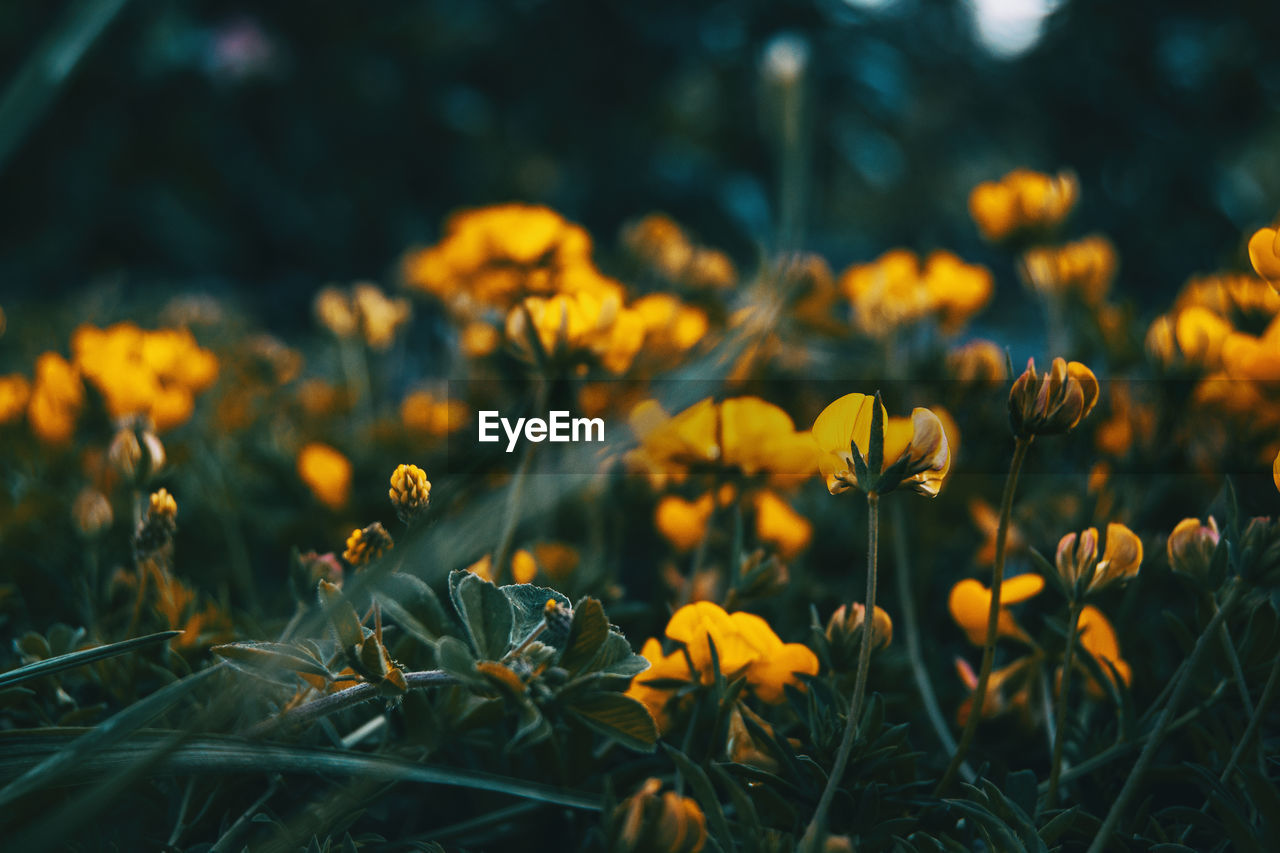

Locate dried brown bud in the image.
[1008,357,1099,437]
[72,488,113,538]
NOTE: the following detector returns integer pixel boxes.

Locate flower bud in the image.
[1008,357,1099,437]
[825,602,892,671]
[108,421,166,486]
[609,778,707,853]
[1166,517,1220,581]
[388,463,431,525]
[343,522,393,568]
[72,488,113,538]
[135,488,177,560]
[1055,522,1142,598]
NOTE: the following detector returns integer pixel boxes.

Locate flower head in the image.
[1020,235,1117,306]
[811,391,950,497]
[344,522,394,568]
[1055,522,1143,597]
[1167,517,1220,580]
[1008,357,1099,437]
[389,463,431,525]
[1249,226,1280,287]
[948,575,1044,646]
[297,442,352,510]
[609,777,707,853]
[969,168,1078,242]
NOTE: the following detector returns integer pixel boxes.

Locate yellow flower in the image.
[840,250,991,336]
[460,320,501,357]
[1220,313,1280,380]
[465,554,495,583]
[609,777,707,853]
[505,289,645,375]
[1167,517,1220,580]
[826,602,893,666]
[752,490,811,558]
[1249,226,1280,286]
[655,493,715,552]
[389,463,431,525]
[969,169,1078,242]
[1020,235,1117,305]
[1075,605,1131,697]
[924,251,995,333]
[0,373,31,425]
[948,339,1009,387]
[28,352,83,444]
[955,654,1039,726]
[659,601,819,704]
[344,522,394,567]
[297,442,352,510]
[511,549,538,584]
[1055,522,1143,596]
[401,390,467,437]
[627,397,817,488]
[625,637,693,732]
[948,575,1044,646]
[1146,306,1234,371]
[1008,357,1099,437]
[811,392,950,497]
[632,294,709,356]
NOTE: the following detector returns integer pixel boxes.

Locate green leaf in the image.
[500,582,572,648]
[592,632,650,678]
[212,642,332,680]
[372,573,450,646]
[435,636,484,688]
[867,389,885,477]
[664,745,734,852]
[0,630,182,690]
[560,598,609,675]
[448,570,514,660]
[567,692,658,752]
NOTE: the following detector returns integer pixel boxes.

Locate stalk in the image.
[1086,580,1244,853]
[1047,598,1083,803]
[802,491,880,849]
[937,435,1031,794]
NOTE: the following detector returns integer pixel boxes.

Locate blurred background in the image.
[1,0,1279,331]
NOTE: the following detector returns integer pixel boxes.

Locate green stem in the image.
[937,435,1031,794]
[1086,580,1244,853]
[493,378,548,576]
[802,491,880,849]
[1048,598,1083,804]
[891,500,969,778]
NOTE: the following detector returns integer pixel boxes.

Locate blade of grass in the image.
[0,630,182,689]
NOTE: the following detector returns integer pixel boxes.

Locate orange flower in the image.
[297,442,352,510]
[811,392,950,497]
[948,575,1044,646]
[1055,522,1143,596]
[28,352,84,444]
[1248,226,1280,286]
[752,490,811,558]
[655,494,715,552]
[969,168,1078,242]
[1075,605,1131,697]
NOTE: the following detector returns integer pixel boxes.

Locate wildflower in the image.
[825,602,893,668]
[344,522,394,567]
[968,168,1078,242]
[632,294,709,356]
[388,463,431,525]
[1220,313,1280,380]
[811,392,950,497]
[1008,357,1099,437]
[460,320,501,357]
[1146,306,1234,371]
[1055,522,1143,596]
[465,554,495,583]
[351,283,412,350]
[1167,517,1220,580]
[0,374,30,425]
[948,339,1009,387]
[27,352,83,444]
[1074,605,1131,696]
[297,442,352,510]
[948,575,1044,646]
[505,288,646,375]
[1020,235,1117,305]
[135,488,178,560]
[1249,226,1280,286]
[655,493,714,552]
[107,421,166,487]
[752,490,811,558]
[627,397,818,488]
[401,390,467,437]
[315,286,360,338]
[609,777,707,853]
[527,542,579,583]
[72,488,113,539]
[839,250,992,337]
[955,655,1039,726]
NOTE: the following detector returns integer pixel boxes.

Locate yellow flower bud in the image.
[1008,357,1099,437]
[388,463,431,525]
[1167,517,1220,581]
[343,522,394,568]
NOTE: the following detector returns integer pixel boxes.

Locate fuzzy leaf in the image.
[372,573,450,646]
[449,570,514,660]
[560,597,609,675]
[212,642,332,680]
[500,582,572,648]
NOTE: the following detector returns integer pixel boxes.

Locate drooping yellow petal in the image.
[665,601,759,682]
[811,393,880,493]
[1002,574,1045,604]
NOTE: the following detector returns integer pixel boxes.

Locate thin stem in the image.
[1048,599,1083,803]
[1219,619,1254,717]
[1086,580,1244,853]
[246,670,455,737]
[937,435,1031,794]
[802,492,880,850]
[493,378,548,576]
[891,499,970,778]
